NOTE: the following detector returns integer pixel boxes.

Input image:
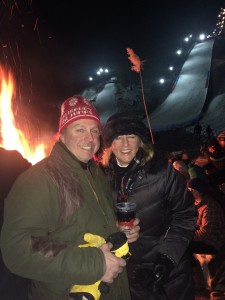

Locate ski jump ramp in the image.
[149,39,215,131]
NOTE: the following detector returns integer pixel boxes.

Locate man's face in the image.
[60,119,100,163]
[111,134,140,166]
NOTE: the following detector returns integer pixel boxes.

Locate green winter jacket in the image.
[0,142,131,300]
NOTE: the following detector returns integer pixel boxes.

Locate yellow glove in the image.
[70,232,130,300]
[79,233,106,248]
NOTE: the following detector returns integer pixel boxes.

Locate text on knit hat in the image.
[58,95,101,133]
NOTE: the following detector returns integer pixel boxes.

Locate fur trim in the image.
[31,235,68,258]
[45,144,83,222]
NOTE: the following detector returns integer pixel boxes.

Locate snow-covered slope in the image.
[149,39,214,131]
[82,38,225,135]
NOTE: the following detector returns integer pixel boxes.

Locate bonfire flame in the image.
[0,67,46,165]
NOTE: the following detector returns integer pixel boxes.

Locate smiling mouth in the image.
[82,146,92,150]
[121,150,131,153]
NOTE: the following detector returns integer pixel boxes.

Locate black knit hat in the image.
[187,178,209,194]
[102,112,148,148]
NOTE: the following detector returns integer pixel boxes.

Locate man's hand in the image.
[100,243,126,283]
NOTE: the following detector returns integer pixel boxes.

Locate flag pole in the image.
[139,70,154,144]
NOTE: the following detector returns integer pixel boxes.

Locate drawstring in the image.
[117,176,134,202]
[117,176,128,202]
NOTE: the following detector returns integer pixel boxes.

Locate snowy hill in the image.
[82,38,225,136]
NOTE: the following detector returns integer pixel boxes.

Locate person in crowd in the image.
[0,148,32,227]
[188,162,208,181]
[187,177,225,298]
[190,142,212,178]
[206,125,213,140]
[217,130,225,151]
[165,152,178,164]
[197,141,209,163]
[0,147,31,300]
[194,123,202,141]
[0,96,139,300]
[181,150,191,166]
[187,177,225,254]
[190,138,225,211]
[172,159,190,180]
[204,138,225,192]
[216,131,225,194]
[100,112,197,300]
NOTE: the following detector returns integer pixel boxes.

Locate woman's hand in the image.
[116,218,140,243]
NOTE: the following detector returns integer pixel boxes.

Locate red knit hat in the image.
[58,95,101,133]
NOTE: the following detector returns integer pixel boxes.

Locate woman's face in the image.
[111,134,141,166]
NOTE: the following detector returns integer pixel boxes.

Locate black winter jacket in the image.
[107,153,197,300]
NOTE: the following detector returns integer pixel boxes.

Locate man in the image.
[0,96,135,300]
[0,147,31,300]
[100,112,197,300]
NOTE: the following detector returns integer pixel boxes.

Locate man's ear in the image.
[60,133,65,143]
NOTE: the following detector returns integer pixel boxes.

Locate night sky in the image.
[0,0,225,129]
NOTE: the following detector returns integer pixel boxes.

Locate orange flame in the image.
[0,67,46,165]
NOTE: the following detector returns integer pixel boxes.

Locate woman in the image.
[100,112,197,300]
